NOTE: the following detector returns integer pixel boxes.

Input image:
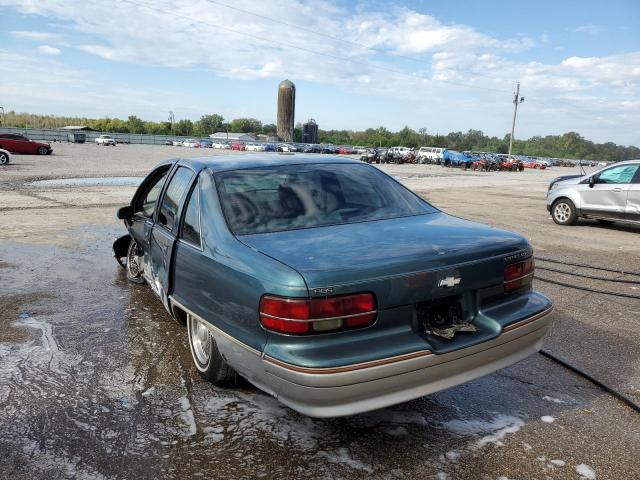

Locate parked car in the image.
[231,142,246,151]
[0,133,52,154]
[337,146,354,155]
[113,154,553,418]
[172,140,184,146]
[264,143,276,152]
[547,160,640,226]
[197,140,213,148]
[277,143,295,152]
[522,160,546,169]
[496,155,524,171]
[0,148,11,165]
[303,144,322,153]
[183,139,200,148]
[95,135,117,146]
[417,147,444,164]
[245,143,266,152]
[211,141,227,149]
[321,144,336,154]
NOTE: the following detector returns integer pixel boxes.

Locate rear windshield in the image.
[215,163,436,235]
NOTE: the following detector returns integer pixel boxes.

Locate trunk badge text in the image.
[438,276,461,288]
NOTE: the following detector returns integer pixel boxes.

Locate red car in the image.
[0,134,52,155]
[337,146,354,154]
[231,142,245,151]
[522,160,546,169]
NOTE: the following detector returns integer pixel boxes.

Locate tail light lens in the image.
[259,293,377,335]
[504,258,534,292]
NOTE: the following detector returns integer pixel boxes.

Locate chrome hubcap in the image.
[189,316,211,366]
[127,243,141,276]
[554,203,571,222]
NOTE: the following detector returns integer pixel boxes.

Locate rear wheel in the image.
[187,314,238,385]
[552,199,578,226]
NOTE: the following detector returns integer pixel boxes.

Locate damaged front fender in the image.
[113,234,131,268]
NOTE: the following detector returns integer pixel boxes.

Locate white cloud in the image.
[38,45,61,55]
[571,24,604,35]
[11,30,63,42]
[0,0,638,144]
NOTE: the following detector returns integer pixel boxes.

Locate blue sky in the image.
[0,0,638,145]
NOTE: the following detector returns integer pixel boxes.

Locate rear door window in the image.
[159,167,194,230]
[180,180,201,247]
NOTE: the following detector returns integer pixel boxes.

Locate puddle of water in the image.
[29,177,143,188]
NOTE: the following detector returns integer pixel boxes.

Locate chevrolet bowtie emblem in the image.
[438,276,461,288]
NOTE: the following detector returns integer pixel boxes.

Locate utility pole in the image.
[168,111,175,136]
[507,82,524,160]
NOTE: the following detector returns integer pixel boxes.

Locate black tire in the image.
[596,219,615,225]
[187,314,238,386]
[551,199,578,226]
[0,151,9,165]
[37,146,49,155]
[126,239,145,284]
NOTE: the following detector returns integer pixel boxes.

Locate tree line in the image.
[2,110,637,161]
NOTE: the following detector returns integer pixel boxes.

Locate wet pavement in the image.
[1,226,639,480]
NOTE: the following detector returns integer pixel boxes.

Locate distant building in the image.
[277,79,295,142]
[302,118,319,144]
[61,125,96,131]
[255,134,279,143]
[210,132,255,142]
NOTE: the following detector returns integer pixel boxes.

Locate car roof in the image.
[169,153,362,173]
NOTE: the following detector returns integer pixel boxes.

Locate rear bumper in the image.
[197,296,553,417]
[262,307,552,417]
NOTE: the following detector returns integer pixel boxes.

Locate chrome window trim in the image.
[178,177,203,251]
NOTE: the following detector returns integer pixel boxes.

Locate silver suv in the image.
[547,160,640,226]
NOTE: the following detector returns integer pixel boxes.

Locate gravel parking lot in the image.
[1,144,639,479]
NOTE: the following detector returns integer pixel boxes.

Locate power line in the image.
[117,0,511,95]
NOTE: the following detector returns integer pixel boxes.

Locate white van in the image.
[418,147,444,164]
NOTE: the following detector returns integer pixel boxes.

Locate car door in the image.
[0,134,18,152]
[128,164,173,271]
[626,166,640,222]
[149,166,195,306]
[580,164,640,219]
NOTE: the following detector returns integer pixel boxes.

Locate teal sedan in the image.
[113,154,553,417]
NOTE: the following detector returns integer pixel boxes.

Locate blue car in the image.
[264,143,276,152]
[113,154,552,417]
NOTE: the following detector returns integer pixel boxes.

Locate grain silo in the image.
[302,118,319,144]
[277,79,295,142]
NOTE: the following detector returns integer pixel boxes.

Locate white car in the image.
[547,160,640,226]
[183,138,199,148]
[172,140,183,146]
[212,141,226,149]
[95,135,117,146]
[418,147,444,163]
[0,148,11,165]
[245,143,266,152]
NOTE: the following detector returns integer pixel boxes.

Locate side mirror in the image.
[116,205,133,220]
[588,176,595,188]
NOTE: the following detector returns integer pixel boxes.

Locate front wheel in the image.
[0,151,9,165]
[37,146,49,155]
[188,314,238,386]
[552,199,578,226]
[126,239,145,283]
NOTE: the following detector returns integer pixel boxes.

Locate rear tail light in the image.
[504,258,534,292]
[259,293,377,335]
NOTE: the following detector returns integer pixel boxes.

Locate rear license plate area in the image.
[416,295,477,341]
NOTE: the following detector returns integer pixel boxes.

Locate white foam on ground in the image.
[442,414,525,449]
[316,447,374,473]
[540,416,555,423]
[576,463,596,479]
[178,395,197,437]
[542,395,566,404]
